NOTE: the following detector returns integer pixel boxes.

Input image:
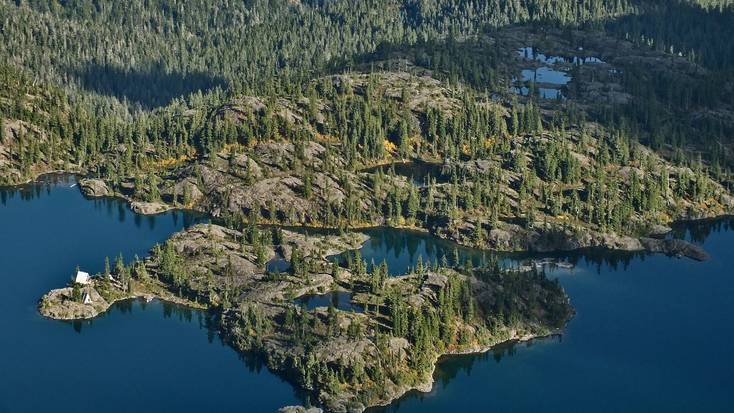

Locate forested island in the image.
[2,0,734,411]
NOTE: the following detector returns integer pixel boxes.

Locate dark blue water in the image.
[0,175,301,413]
[3,175,733,413]
[296,291,362,312]
[341,227,583,276]
[266,256,291,273]
[336,228,493,275]
[367,221,734,412]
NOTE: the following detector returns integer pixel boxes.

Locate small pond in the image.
[517,47,605,66]
[514,46,605,100]
[266,256,291,273]
[296,291,363,312]
[512,85,564,100]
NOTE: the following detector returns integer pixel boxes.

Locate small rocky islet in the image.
[40,223,572,412]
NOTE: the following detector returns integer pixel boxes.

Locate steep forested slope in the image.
[1,0,733,255]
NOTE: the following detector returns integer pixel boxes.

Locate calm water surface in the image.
[2,176,733,413]
[366,222,734,412]
[0,175,301,413]
[296,291,362,312]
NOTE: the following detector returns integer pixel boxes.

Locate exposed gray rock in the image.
[279,407,323,413]
[130,201,171,215]
[640,238,709,261]
[79,178,111,198]
[436,219,709,261]
[647,224,673,237]
[41,223,573,413]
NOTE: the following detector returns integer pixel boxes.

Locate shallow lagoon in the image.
[2,176,733,412]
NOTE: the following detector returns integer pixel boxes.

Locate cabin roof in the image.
[74,271,91,284]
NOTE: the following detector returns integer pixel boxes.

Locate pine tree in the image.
[104,256,111,278]
[407,184,419,224]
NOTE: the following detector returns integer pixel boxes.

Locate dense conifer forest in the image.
[9,1,734,411]
[2,0,733,245]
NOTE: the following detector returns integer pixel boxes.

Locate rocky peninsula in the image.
[40,223,573,412]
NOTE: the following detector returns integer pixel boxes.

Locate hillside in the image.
[8,2,734,412]
[68,61,732,256]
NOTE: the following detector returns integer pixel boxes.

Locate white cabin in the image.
[74,271,91,285]
[82,291,93,305]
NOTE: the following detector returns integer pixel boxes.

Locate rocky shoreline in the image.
[39,277,205,320]
[27,172,726,412]
[39,223,572,412]
[0,170,718,261]
[335,328,556,413]
[432,219,711,261]
[75,174,713,261]
[79,178,174,215]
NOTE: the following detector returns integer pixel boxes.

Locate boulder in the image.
[79,178,110,198]
[640,238,709,261]
[130,201,171,215]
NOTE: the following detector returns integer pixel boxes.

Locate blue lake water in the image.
[520,67,571,85]
[513,68,569,100]
[0,175,301,413]
[266,256,291,273]
[513,85,564,100]
[2,175,733,412]
[514,46,605,100]
[296,291,362,312]
[365,222,734,412]
[517,46,605,66]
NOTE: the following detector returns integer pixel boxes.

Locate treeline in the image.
[1,0,634,112]
[610,0,734,70]
[3,0,732,169]
[3,54,728,240]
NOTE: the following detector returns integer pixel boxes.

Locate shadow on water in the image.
[360,219,734,413]
[329,226,665,277]
[669,216,734,245]
[69,63,227,109]
[287,221,717,277]
[295,291,363,312]
[368,335,565,413]
[8,174,734,412]
[65,297,307,397]
[434,335,564,386]
[2,174,203,231]
[0,173,65,204]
